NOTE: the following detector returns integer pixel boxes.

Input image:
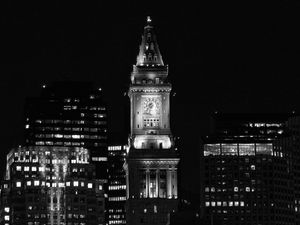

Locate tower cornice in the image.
[128,85,172,94]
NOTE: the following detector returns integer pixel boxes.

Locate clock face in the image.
[143,97,160,116]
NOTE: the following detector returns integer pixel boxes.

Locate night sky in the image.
[1,1,300,196]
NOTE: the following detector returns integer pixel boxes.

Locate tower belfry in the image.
[124,17,180,225]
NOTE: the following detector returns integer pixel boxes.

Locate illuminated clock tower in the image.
[124,17,180,225]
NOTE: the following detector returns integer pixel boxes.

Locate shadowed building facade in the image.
[23,81,108,186]
[124,17,180,225]
[107,141,127,225]
[201,113,295,225]
[0,146,105,225]
[273,116,300,224]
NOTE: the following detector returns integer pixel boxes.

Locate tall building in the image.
[273,116,300,224]
[201,113,293,225]
[23,81,108,182]
[124,17,180,225]
[107,138,127,225]
[0,146,105,225]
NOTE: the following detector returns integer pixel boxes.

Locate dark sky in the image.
[1,1,300,196]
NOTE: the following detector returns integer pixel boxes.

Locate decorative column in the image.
[146,169,150,198]
[156,169,160,198]
[167,169,172,198]
[173,169,178,198]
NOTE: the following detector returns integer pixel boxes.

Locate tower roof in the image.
[136,16,164,66]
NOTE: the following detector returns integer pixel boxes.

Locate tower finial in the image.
[147,16,152,24]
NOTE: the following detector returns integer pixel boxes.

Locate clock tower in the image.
[124,17,180,225]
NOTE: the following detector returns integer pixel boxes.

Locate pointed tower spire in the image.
[136,16,164,66]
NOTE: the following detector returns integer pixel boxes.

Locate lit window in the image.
[99,185,103,190]
[27,181,32,186]
[16,182,21,187]
[66,182,70,186]
[72,135,80,139]
[221,143,238,155]
[4,207,10,213]
[32,167,37,171]
[54,134,63,138]
[4,215,9,221]
[256,143,273,155]
[239,143,255,155]
[211,202,216,207]
[91,157,108,162]
[88,183,93,189]
[16,166,22,171]
[205,202,210,207]
[34,180,40,186]
[204,144,221,156]
[24,167,29,171]
[74,181,79,187]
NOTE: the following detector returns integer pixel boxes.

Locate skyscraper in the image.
[107,140,127,225]
[201,113,293,225]
[0,146,105,225]
[23,81,108,182]
[273,115,300,224]
[124,17,180,225]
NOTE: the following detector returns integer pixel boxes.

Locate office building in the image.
[23,81,108,182]
[107,140,127,225]
[0,146,105,225]
[201,113,294,225]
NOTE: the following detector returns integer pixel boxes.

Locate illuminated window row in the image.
[204,143,273,156]
[67,214,86,219]
[35,141,106,147]
[35,119,107,125]
[109,220,126,224]
[248,123,282,128]
[109,215,125,219]
[108,209,125,213]
[108,146,123,151]
[108,185,126,190]
[14,180,101,189]
[91,157,108,162]
[34,134,106,140]
[14,158,89,165]
[108,197,126,201]
[205,201,245,207]
[16,166,43,172]
[205,186,255,193]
